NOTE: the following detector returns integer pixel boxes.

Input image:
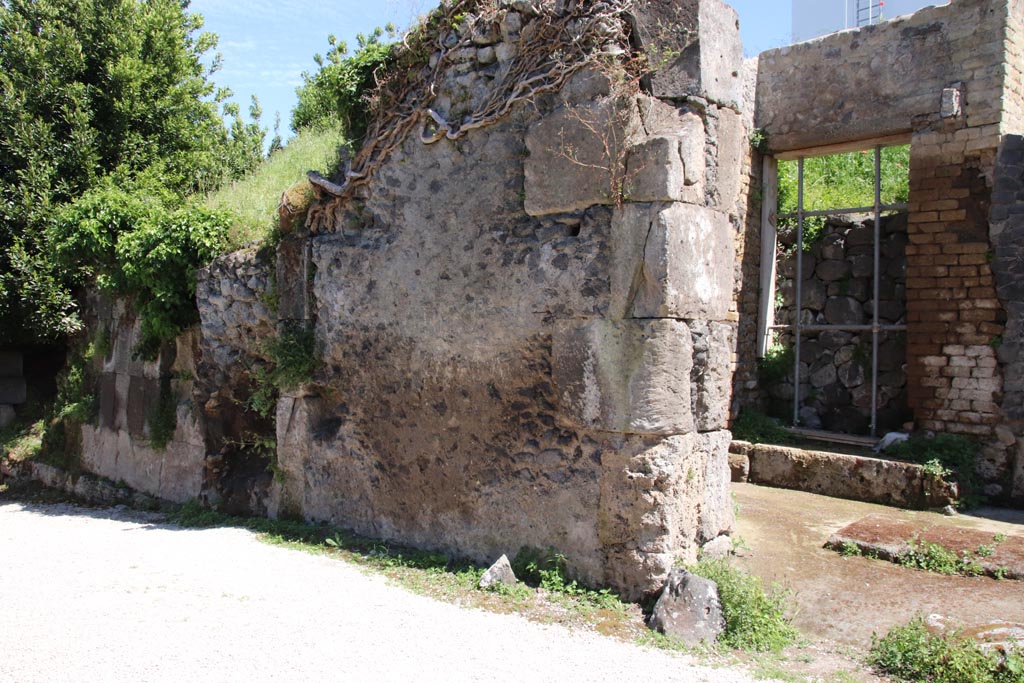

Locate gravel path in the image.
[0,502,765,683]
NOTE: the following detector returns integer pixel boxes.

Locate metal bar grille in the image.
[784,144,904,438]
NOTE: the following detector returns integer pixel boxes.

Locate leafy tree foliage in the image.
[50,177,231,357]
[292,26,397,140]
[0,0,264,346]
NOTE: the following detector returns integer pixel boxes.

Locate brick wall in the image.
[905,126,1003,439]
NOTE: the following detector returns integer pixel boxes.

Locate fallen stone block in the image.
[648,568,725,644]
[479,554,518,589]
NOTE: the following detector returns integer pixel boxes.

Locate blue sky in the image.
[189,0,792,142]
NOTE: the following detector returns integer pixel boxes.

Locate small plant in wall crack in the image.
[244,322,318,420]
[264,322,317,392]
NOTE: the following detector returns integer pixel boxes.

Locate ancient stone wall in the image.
[744,0,1022,501]
[81,297,205,503]
[266,0,744,598]
[990,134,1024,503]
[766,215,910,434]
[755,0,1006,154]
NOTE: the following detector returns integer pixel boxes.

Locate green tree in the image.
[0,0,264,346]
[292,26,396,140]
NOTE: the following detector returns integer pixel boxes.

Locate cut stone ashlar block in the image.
[553,318,695,435]
[524,97,643,217]
[627,0,742,107]
[612,202,734,321]
[625,115,705,204]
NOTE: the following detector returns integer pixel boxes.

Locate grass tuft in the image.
[204,127,347,248]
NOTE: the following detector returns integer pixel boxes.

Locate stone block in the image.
[98,374,118,431]
[0,404,14,428]
[127,376,160,439]
[157,412,205,504]
[714,107,744,209]
[0,377,26,405]
[599,433,695,598]
[689,322,735,432]
[625,135,705,206]
[524,98,640,216]
[648,568,725,644]
[114,431,162,497]
[695,430,734,543]
[627,0,742,106]
[276,236,308,323]
[80,425,120,483]
[613,203,734,321]
[0,351,23,377]
[553,319,694,435]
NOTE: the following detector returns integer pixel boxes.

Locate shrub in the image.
[758,344,794,386]
[292,28,397,140]
[732,409,793,445]
[263,323,317,392]
[689,559,798,652]
[117,205,231,357]
[887,433,981,503]
[50,180,232,358]
[870,618,1023,683]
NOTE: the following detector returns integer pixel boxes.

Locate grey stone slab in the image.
[127,376,160,439]
[628,0,742,106]
[0,378,26,405]
[614,203,735,321]
[553,319,695,435]
[524,98,641,216]
[0,351,23,377]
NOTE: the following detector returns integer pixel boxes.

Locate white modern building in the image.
[792,0,946,43]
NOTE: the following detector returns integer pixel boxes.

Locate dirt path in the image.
[0,501,766,683]
[733,482,1024,647]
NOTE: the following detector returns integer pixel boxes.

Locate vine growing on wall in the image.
[301,0,640,220]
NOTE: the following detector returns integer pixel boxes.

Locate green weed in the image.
[840,540,863,558]
[732,409,793,445]
[870,617,1023,683]
[689,559,799,652]
[511,547,623,611]
[886,433,982,506]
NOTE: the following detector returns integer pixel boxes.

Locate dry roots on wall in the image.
[307,0,639,220]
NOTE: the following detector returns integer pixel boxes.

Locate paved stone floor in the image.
[732,482,1024,646]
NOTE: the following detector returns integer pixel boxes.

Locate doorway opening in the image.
[757,141,911,438]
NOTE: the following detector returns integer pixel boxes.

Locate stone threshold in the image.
[729,440,957,510]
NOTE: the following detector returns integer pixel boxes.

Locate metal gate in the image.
[771,145,908,437]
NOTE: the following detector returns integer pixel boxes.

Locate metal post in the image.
[870,146,882,437]
[794,158,805,427]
